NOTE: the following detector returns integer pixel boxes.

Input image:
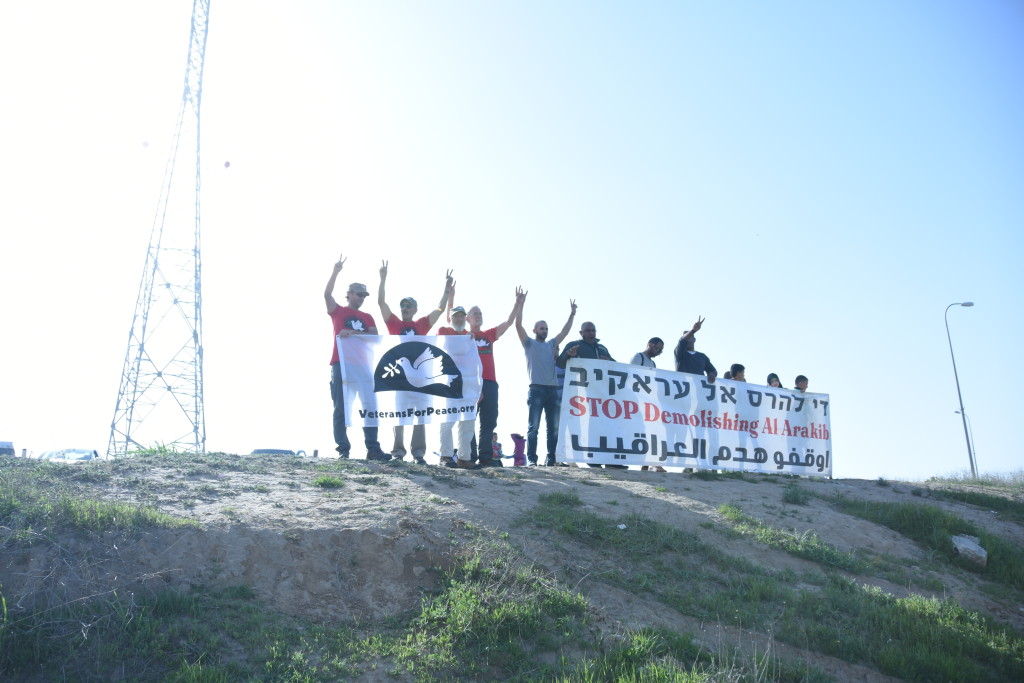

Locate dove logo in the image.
[374,342,464,398]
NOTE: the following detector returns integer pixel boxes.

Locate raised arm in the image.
[446,280,456,323]
[680,315,705,343]
[514,289,529,343]
[551,299,577,347]
[324,253,346,314]
[376,260,393,322]
[495,286,526,340]
[427,270,454,327]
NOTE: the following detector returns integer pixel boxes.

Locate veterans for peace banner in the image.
[557,359,832,477]
[337,335,482,428]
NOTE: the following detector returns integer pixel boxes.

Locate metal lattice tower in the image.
[109,0,211,457]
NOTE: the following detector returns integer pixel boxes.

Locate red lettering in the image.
[644,402,660,422]
[569,396,586,417]
[602,399,622,419]
[623,401,638,420]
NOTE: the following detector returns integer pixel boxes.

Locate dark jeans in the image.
[527,384,560,464]
[477,379,499,462]
[330,362,379,455]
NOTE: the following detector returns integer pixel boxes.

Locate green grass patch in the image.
[0,582,373,681]
[719,504,866,573]
[833,497,1024,589]
[525,493,1024,682]
[925,488,1024,524]
[781,482,811,505]
[554,626,830,683]
[0,466,195,537]
[690,469,757,482]
[927,470,1024,493]
[553,628,713,682]
[395,544,590,678]
[783,575,1024,682]
[311,475,345,489]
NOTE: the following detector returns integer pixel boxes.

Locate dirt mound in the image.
[3,454,1022,680]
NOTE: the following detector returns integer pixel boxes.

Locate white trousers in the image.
[439,419,476,462]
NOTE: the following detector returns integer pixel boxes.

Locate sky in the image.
[1,1,1021,481]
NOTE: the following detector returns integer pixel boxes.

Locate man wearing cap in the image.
[514,294,577,466]
[325,253,388,461]
[438,288,525,468]
[674,316,717,382]
[377,261,454,464]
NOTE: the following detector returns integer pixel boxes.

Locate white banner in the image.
[557,359,832,477]
[338,335,482,427]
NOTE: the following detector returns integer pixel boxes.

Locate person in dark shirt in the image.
[556,322,614,367]
[673,316,717,382]
[557,322,622,468]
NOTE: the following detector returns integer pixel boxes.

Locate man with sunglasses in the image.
[325,253,388,461]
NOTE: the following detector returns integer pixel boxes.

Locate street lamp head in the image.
[961,302,974,307]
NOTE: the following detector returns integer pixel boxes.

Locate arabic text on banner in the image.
[338,335,483,427]
[556,359,832,477]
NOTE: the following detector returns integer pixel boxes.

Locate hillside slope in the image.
[2,454,1022,681]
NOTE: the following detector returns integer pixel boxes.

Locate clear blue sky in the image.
[1,1,1021,480]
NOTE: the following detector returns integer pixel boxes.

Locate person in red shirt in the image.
[377,261,453,463]
[438,287,524,467]
[325,253,388,461]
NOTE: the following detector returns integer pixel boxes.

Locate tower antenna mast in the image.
[109,0,211,456]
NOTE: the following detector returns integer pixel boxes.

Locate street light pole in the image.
[945,302,976,478]
[955,411,978,474]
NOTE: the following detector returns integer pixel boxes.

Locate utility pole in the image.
[109,0,211,457]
